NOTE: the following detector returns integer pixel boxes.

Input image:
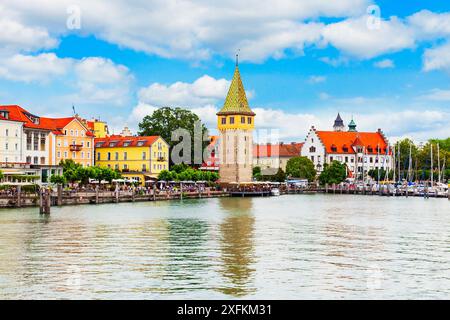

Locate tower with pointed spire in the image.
[333,113,345,132]
[217,56,255,183]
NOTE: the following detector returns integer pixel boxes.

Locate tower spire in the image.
[235,49,240,67]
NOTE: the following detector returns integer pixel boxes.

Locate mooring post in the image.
[153,184,156,201]
[16,185,21,208]
[132,187,135,202]
[115,184,119,203]
[45,188,51,214]
[39,188,44,214]
[180,182,183,200]
[95,185,99,204]
[57,184,62,206]
[325,183,328,194]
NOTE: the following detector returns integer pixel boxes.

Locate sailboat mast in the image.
[430,144,433,186]
[393,144,396,182]
[437,143,441,184]
[408,142,412,182]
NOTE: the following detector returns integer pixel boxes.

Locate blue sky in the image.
[0,0,449,142]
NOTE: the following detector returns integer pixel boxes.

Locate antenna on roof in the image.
[72,104,76,116]
[236,49,240,66]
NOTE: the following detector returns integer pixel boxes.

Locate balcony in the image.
[157,156,166,162]
[69,144,83,152]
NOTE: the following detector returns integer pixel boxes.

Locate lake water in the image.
[0,194,449,299]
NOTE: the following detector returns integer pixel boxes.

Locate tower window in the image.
[221,117,226,125]
[241,116,245,124]
[229,117,235,124]
[247,117,252,124]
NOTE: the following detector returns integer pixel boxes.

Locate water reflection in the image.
[217,198,256,296]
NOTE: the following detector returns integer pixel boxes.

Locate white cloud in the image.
[0,53,72,82]
[71,57,133,105]
[322,15,416,59]
[308,75,327,83]
[138,75,231,107]
[1,0,370,62]
[419,88,450,101]
[0,5,57,54]
[374,59,394,68]
[423,42,450,72]
[408,10,450,39]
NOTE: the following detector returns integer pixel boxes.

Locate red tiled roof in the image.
[254,142,304,157]
[94,135,161,148]
[0,105,93,136]
[316,131,389,155]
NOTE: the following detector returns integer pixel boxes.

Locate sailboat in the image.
[435,143,449,196]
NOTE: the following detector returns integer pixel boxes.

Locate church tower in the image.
[217,57,255,183]
[333,113,345,132]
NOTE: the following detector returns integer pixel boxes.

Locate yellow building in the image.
[87,119,109,138]
[94,135,169,185]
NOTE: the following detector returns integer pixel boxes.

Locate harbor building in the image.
[87,119,110,138]
[253,142,304,174]
[301,114,393,179]
[0,109,24,164]
[217,58,255,183]
[200,135,220,171]
[94,135,169,185]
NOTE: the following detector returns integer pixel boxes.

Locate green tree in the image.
[50,175,67,184]
[319,161,347,185]
[0,169,4,181]
[286,156,316,182]
[273,168,286,182]
[138,107,209,165]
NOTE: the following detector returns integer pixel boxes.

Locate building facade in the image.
[217,60,255,183]
[0,110,24,164]
[301,115,393,179]
[254,142,303,174]
[200,135,220,171]
[94,135,169,185]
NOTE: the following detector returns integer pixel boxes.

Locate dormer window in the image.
[137,140,145,146]
[343,145,349,152]
[123,141,131,147]
[95,142,104,148]
[0,110,9,119]
[109,141,118,147]
[331,144,337,152]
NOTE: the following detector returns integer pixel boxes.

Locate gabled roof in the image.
[254,142,304,157]
[94,135,161,148]
[0,105,93,135]
[316,131,389,155]
[217,65,255,116]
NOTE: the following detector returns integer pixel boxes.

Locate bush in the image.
[319,161,347,185]
[286,156,316,182]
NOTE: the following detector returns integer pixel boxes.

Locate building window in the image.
[107,152,111,161]
[15,143,18,151]
[221,117,226,125]
[123,164,128,170]
[247,117,252,124]
[26,156,31,163]
[115,164,119,170]
[26,133,32,150]
[124,152,127,160]
[40,134,46,151]
[72,152,76,159]
[229,117,235,124]
[5,129,8,136]
[40,157,45,164]
[142,164,146,172]
[64,152,68,158]
[311,156,314,162]
[330,156,333,161]
[309,146,316,153]
[57,151,61,158]
[87,141,90,148]
[142,152,146,160]
[87,152,90,159]
[5,143,8,150]
[81,152,84,159]
[33,156,38,164]
[241,116,245,124]
[97,153,101,161]
[70,130,74,136]
[115,152,119,160]
[33,133,39,150]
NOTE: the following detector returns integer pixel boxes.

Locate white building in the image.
[0,110,24,163]
[301,115,393,179]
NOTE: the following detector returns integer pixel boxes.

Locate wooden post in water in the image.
[325,183,328,194]
[153,183,156,201]
[57,184,62,206]
[39,188,51,214]
[180,182,183,200]
[95,186,99,204]
[115,184,119,203]
[16,185,21,208]
[132,187,135,202]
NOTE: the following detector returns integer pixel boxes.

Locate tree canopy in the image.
[319,161,347,185]
[0,169,4,180]
[158,167,219,182]
[285,156,316,181]
[60,159,121,184]
[138,107,209,165]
